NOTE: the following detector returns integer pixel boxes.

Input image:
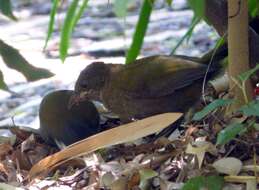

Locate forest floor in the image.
[1,1,256,190]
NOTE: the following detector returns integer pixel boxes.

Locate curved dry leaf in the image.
[29,113,182,179]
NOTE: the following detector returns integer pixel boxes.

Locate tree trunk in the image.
[205,0,259,84]
[228,0,253,109]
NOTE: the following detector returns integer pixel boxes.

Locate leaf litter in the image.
[0,103,257,190]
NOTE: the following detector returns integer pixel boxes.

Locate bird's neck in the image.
[102,63,123,86]
[107,63,123,73]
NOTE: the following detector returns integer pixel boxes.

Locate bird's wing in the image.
[57,119,97,146]
[112,56,214,98]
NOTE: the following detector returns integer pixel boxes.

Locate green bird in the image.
[39,90,100,148]
[73,47,226,122]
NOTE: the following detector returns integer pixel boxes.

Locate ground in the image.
[1,1,257,189]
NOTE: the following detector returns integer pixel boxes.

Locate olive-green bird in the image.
[39,90,100,148]
[73,47,226,122]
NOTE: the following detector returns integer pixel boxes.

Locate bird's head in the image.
[73,62,110,103]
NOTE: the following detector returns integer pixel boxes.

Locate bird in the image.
[39,90,100,149]
[73,49,226,122]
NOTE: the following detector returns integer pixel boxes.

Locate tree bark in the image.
[205,0,259,84]
[228,0,253,109]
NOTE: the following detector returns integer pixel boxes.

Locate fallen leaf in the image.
[29,113,182,179]
[110,176,128,190]
[0,143,13,158]
[0,183,24,190]
[185,140,214,168]
[212,157,242,175]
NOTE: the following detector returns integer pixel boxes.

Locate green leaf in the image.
[0,39,54,81]
[182,176,205,190]
[166,0,173,6]
[44,0,59,50]
[205,176,224,190]
[72,0,89,29]
[182,176,224,190]
[239,100,259,116]
[59,0,80,62]
[0,69,8,90]
[125,0,154,64]
[238,64,259,82]
[188,0,205,19]
[113,0,129,17]
[192,99,234,121]
[0,0,17,20]
[216,123,245,145]
[253,123,259,130]
[59,0,89,61]
[171,16,200,55]
[248,0,259,17]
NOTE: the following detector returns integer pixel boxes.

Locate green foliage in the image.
[125,0,154,64]
[193,62,259,145]
[60,0,89,62]
[249,0,259,17]
[171,16,200,55]
[166,0,173,6]
[72,0,89,29]
[0,70,8,90]
[0,40,54,81]
[60,0,80,61]
[171,0,208,54]
[182,175,224,190]
[0,0,54,90]
[216,123,246,145]
[0,0,17,20]
[238,64,259,82]
[192,99,233,121]
[188,0,206,20]
[205,176,225,190]
[239,100,259,117]
[44,0,60,50]
[113,0,129,17]
[232,63,259,104]
[45,0,259,64]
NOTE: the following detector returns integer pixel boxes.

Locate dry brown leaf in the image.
[110,177,128,190]
[29,113,182,179]
[0,143,13,158]
[127,170,140,189]
[0,158,18,183]
[21,134,37,152]
[0,162,8,180]
[12,150,32,170]
[26,145,51,166]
